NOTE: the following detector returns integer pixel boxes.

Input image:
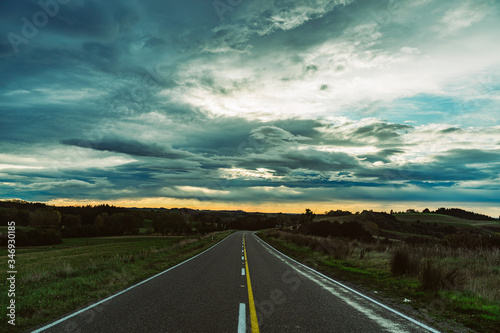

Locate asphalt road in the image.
[31,231,439,333]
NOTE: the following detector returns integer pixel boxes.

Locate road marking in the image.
[255,234,440,333]
[31,233,234,333]
[241,268,245,276]
[243,234,260,333]
[238,303,246,333]
[242,256,244,260]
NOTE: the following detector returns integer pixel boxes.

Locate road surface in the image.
[31,231,439,333]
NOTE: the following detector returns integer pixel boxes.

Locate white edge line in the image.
[254,233,441,333]
[238,303,246,333]
[31,234,234,333]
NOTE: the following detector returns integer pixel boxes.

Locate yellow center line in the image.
[243,234,260,333]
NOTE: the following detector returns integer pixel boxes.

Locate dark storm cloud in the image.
[234,148,361,174]
[0,104,101,143]
[352,123,413,141]
[1,0,141,42]
[440,127,463,134]
[360,164,486,183]
[360,148,405,163]
[62,137,195,160]
[435,149,500,165]
[177,117,323,156]
[357,148,500,183]
[1,0,499,212]
[317,122,413,147]
[205,0,356,53]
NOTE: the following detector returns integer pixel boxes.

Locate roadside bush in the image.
[405,236,433,245]
[374,243,388,252]
[15,228,62,246]
[420,259,465,293]
[390,246,419,276]
[309,220,375,243]
[63,225,100,238]
[331,240,353,260]
[443,230,500,249]
[266,231,280,239]
[420,260,443,292]
[277,231,354,260]
[380,237,392,245]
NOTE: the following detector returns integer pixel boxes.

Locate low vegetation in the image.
[261,226,500,333]
[0,231,231,332]
[1,200,498,331]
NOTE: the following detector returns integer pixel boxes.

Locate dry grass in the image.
[388,245,500,300]
[0,232,232,332]
[267,231,356,260]
[423,247,500,301]
[267,230,500,302]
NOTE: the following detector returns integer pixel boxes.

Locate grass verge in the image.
[258,230,499,333]
[0,231,233,332]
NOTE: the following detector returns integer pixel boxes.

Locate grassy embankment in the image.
[258,229,500,333]
[0,231,232,332]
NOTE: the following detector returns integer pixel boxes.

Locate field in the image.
[0,231,232,332]
[314,212,500,242]
[394,213,500,227]
[260,230,500,333]
[0,226,33,233]
[316,212,498,227]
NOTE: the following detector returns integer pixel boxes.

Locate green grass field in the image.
[0,226,33,233]
[394,213,499,226]
[380,229,435,240]
[315,212,499,227]
[0,231,232,332]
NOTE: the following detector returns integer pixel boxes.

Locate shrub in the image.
[391,246,419,276]
[14,228,62,246]
[443,230,500,249]
[420,259,466,293]
[309,220,375,243]
[374,243,388,252]
[421,260,444,292]
[267,231,280,239]
[406,236,433,245]
[330,239,353,260]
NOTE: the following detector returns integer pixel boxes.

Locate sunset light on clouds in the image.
[1,0,499,215]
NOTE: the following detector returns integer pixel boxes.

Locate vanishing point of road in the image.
[31,231,440,333]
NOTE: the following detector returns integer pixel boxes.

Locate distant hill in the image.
[314,209,500,242]
[433,208,496,221]
[394,213,498,226]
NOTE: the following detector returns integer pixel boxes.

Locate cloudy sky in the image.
[1,0,499,215]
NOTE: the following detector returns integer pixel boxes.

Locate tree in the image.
[152,213,169,235]
[299,208,315,234]
[62,214,82,227]
[122,214,141,235]
[94,212,108,227]
[152,212,189,234]
[29,209,61,227]
[105,213,127,235]
[0,207,18,224]
[326,210,352,217]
